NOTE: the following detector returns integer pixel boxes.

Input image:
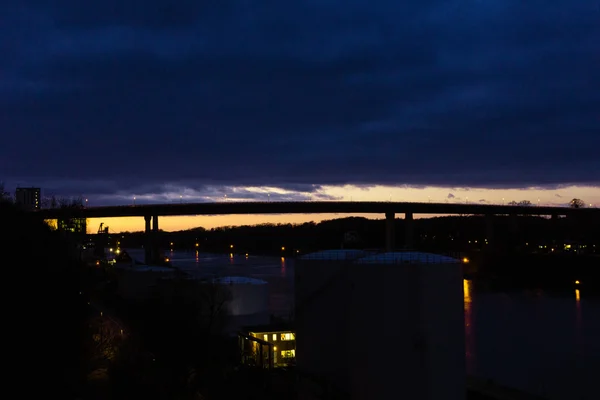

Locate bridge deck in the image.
[33,201,599,219]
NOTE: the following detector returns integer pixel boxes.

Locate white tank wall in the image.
[217,281,269,316]
[212,277,270,334]
[295,258,354,386]
[295,252,465,400]
[295,250,373,390]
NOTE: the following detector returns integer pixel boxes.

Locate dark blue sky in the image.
[1,1,599,203]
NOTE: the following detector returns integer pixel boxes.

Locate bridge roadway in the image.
[32,200,599,220]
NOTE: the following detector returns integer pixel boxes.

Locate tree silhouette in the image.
[1,200,89,396]
[570,198,585,208]
[0,182,11,201]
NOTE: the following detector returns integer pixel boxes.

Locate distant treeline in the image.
[109,215,599,256]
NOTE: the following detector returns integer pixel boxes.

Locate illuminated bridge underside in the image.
[33,201,599,220]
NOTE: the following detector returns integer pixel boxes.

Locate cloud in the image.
[23,179,340,205]
[1,0,599,203]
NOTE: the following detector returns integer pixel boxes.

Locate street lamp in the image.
[133,196,136,206]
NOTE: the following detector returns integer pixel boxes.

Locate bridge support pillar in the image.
[405,212,414,249]
[385,212,395,252]
[144,215,152,264]
[152,215,161,264]
[485,214,495,249]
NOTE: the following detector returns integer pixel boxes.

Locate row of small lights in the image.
[128,196,596,206]
[79,195,596,208]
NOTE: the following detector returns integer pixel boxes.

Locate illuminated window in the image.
[263,335,268,341]
[280,350,296,358]
[272,334,277,341]
[280,333,295,341]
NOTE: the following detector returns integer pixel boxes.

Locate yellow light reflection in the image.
[463,279,475,374]
[463,279,472,304]
[575,289,580,302]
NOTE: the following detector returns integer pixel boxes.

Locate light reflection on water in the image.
[123,249,599,400]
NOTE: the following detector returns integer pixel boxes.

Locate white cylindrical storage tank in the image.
[295,249,374,390]
[212,276,269,333]
[296,251,465,400]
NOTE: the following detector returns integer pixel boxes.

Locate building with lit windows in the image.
[238,323,296,367]
[57,217,87,235]
[15,187,40,210]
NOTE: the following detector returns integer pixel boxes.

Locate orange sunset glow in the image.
[85,184,600,233]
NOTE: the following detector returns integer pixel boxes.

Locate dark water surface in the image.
[124,249,599,400]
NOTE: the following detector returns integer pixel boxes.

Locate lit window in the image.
[263,335,268,341]
[280,350,296,358]
[280,333,295,341]
[272,334,277,341]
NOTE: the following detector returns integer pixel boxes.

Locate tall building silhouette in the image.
[15,187,41,210]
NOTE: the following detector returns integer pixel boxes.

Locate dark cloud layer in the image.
[1,1,599,200]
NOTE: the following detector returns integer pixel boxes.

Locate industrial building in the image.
[295,250,466,400]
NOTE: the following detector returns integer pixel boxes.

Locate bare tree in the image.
[0,182,11,202]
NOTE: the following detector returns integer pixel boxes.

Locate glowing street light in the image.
[133,196,136,205]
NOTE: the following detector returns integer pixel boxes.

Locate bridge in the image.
[34,201,599,264]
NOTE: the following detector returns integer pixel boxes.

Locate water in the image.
[123,249,600,400]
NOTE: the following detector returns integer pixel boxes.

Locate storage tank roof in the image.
[355,252,459,264]
[212,276,268,285]
[300,249,370,261]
